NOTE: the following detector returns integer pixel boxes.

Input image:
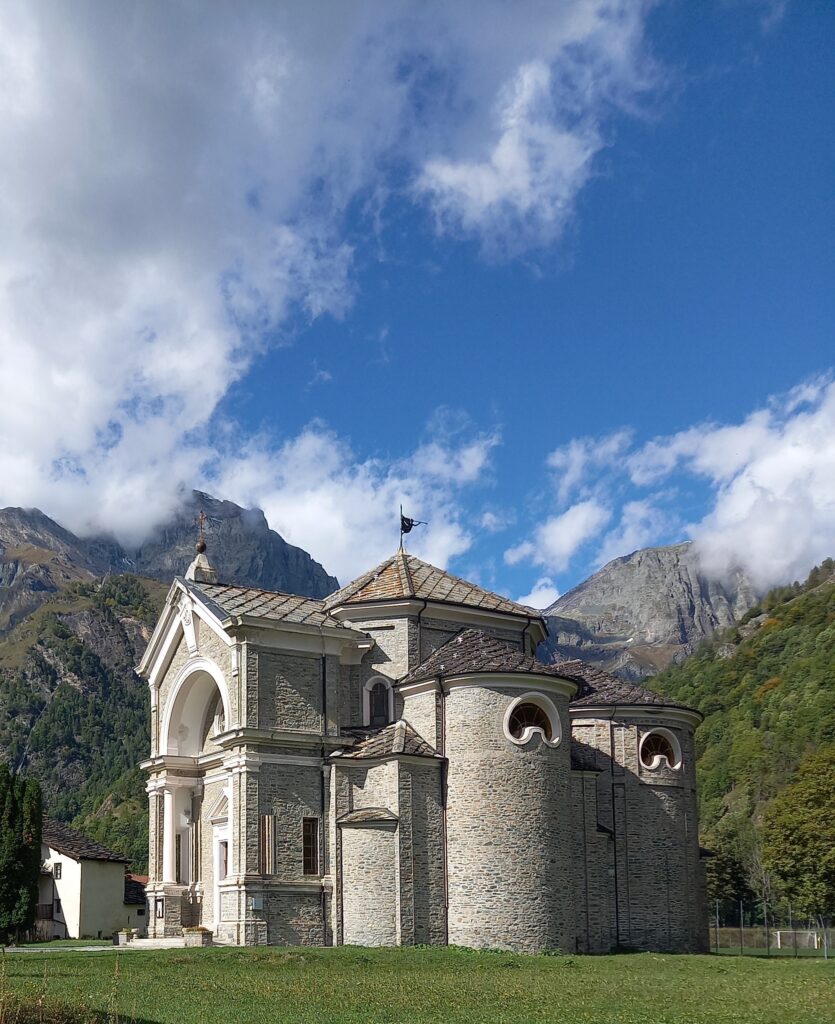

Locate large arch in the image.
[161,657,232,757]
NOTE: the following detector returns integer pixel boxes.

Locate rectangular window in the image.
[54,898,62,914]
[259,814,275,875]
[302,818,319,875]
[175,833,182,884]
[53,862,62,880]
[156,898,165,919]
[137,907,145,916]
[219,840,228,881]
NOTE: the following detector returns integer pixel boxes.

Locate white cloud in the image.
[686,381,835,590]
[547,428,632,502]
[515,376,835,591]
[417,4,656,253]
[595,498,673,567]
[0,1,657,549]
[208,422,497,582]
[516,576,561,609]
[505,498,611,573]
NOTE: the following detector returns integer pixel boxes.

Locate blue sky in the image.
[1,1,833,602]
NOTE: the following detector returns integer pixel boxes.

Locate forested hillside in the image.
[0,574,163,870]
[651,559,835,899]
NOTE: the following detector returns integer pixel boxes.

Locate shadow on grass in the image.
[0,996,160,1023]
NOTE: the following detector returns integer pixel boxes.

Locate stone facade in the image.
[139,550,709,953]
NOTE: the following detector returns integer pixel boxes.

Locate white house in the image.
[37,817,146,940]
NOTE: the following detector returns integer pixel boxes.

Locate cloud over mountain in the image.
[0,0,656,562]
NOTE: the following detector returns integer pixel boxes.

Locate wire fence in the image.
[711,899,833,958]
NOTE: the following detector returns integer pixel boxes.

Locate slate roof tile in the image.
[323,550,539,619]
[42,816,129,863]
[185,581,347,629]
[399,628,698,715]
[335,720,440,760]
[399,628,572,686]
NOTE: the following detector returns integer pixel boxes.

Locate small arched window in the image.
[640,729,681,770]
[369,681,391,728]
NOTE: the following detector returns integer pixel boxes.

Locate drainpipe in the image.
[522,615,533,654]
[438,674,449,945]
[605,710,621,947]
[318,625,328,942]
[416,599,429,664]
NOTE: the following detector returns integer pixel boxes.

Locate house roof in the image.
[323,549,540,620]
[399,628,578,687]
[42,816,129,863]
[124,874,147,905]
[335,720,440,760]
[184,580,347,630]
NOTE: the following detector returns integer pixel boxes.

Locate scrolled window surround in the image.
[639,728,682,770]
[503,692,563,748]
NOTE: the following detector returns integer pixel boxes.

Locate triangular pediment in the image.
[137,579,233,685]
[208,792,229,824]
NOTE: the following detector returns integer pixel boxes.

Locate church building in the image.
[139,538,709,953]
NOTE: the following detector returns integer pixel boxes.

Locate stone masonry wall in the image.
[571,716,708,952]
[444,684,575,953]
[258,650,323,732]
[571,772,614,953]
[400,689,439,748]
[258,762,324,880]
[341,825,398,945]
[400,761,446,945]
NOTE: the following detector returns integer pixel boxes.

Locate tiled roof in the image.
[42,816,129,863]
[124,874,146,905]
[335,720,440,760]
[186,580,347,629]
[556,660,698,712]
[398,628,698,715]
[400,628,576,686]
[323,550,539,619]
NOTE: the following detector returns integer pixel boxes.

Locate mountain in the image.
[0,491,338,634]
[0,574,163,869]
[538,542,759,679]
[124,491,338,597]
[0,491,338,869]
[649,559,835,899]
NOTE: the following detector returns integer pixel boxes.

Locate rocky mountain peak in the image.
[539,541,759,679]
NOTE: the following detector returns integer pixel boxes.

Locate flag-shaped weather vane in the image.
[399,505,427,548]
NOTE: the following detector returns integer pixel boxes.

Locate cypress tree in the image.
[0,763,43,943]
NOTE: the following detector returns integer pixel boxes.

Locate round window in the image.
[639,730,681,770]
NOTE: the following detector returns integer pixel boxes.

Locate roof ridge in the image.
[398,549,415,596]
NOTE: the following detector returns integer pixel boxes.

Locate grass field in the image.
[1,946,833,1024]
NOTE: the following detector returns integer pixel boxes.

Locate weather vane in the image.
[399,505,427,549]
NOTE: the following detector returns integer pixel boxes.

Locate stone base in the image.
[183,929,214,947]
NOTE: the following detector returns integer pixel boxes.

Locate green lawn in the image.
[1,946,832,1024]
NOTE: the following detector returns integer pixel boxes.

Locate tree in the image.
[762,746,835,917]
[0,762,43,943]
